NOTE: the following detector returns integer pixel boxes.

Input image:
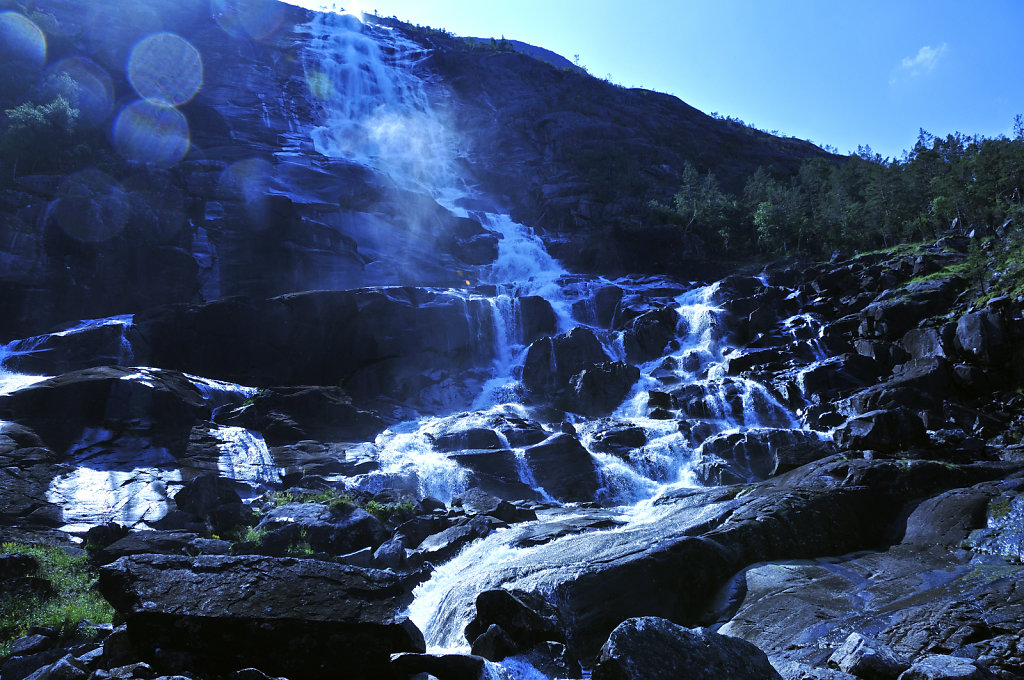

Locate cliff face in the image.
[0,0,826,339]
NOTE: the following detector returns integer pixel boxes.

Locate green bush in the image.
[0,542,114,660]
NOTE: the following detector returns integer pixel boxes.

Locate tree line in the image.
[651,120,1024,259]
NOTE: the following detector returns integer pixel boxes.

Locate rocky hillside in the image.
[0,0,827,340]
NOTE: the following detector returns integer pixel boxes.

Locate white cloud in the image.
[892,43,948,83]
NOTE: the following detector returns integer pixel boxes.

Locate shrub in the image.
[0,542,114,660]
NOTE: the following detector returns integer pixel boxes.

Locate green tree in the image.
[1,94,79,177]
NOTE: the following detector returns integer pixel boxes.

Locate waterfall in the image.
[297,11,810,670]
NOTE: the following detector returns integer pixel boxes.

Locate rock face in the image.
[592,617,782,680]
[97,554,425,680]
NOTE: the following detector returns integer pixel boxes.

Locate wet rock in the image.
[252,502,389,556]
[718,538,1024,680]
[373,537,407,570]
[470,624,518,661]
[965,491,1024,562]
[413,515,505,564]
[518,296,558,344]
[592,617,781,680]
[432,428,504,453]
[0,367,207,455]
[564,361,640,417]
[457,489,537,523]
[522,433,600,502]
[955,310,1006,366]
[465,589,562,651]
[828,632,910,679]
[522,326,609,397]
[97,554,424,680]
[589,424,647,459]
[216,386,387,445]
[623,307,679,363]
[799,354,885,402]
[447,449,535,500]
[390,653,487,680]
[834,408,928,454]
[4,323,132,376]
[897,655,997,680]
[697,428,836,483]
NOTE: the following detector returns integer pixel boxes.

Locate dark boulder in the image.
[522,433,600,502]
[216,386,387,445]
[622,307,679,364]
[0,367,207,454]
[252,502,390,556]
[834,408,929,454]
[901,326,953,361]
[592,617,781,680]
[798,353,885,403]
[955,309,1006,366]
[431,428,504,453]
[518,296,558,344]
[390,653,488,680]
[413,515,506,564]
[827,632,910,679]
[589,424,647,459]
[564,362,640,417]
[465,589,562,651]
[97,554,424,680]
[3,322,132,376]
[697,428,837,484]
[522,326,609,396]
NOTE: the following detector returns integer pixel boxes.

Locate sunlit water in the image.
[298,14,810,673]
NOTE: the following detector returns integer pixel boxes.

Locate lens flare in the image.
[53,169,128,243]
[42,56,114,126]
[211,0,285,40]
[127,32,202,106]
[0,11,47,70]
[113,100,191,167]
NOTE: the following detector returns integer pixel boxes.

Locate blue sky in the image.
[287,0,1024,160]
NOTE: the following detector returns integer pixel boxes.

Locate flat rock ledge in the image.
[97,554,425,680]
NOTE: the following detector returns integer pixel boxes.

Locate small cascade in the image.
[0,336,49,395]
[303,12,452,194]
[213,426,282,495]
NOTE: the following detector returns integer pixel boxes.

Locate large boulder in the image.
[622,307,679,363]
[215,386,387,445]
[697,428,837,484]
[592,617,781,680]
[564,362,640,417]
[97,554,424,680]
[251,502,390,556]
[954,310,1006,366]
[834,408,928,454]
[0,366,207,454]
[522,326,609,396]
[522,433,601,502]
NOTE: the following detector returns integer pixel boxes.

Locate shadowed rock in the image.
[97,554,424,680]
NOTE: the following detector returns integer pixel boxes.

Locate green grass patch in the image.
[1,542,114,660]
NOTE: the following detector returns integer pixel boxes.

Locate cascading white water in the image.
[301,13,810,673]
[304,12,452,194]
